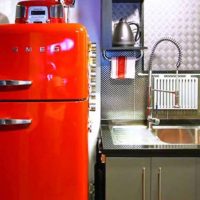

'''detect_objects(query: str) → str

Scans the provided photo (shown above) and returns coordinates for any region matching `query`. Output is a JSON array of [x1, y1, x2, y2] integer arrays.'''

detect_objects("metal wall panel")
[[144, 0, 200, 71], [101, 0, 200, 121], [101, 52, 146, 120]]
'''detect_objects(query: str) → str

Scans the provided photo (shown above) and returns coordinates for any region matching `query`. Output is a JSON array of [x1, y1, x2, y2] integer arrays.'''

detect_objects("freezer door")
[[0, 101, 88, 200], [0, 24, 89, 100]]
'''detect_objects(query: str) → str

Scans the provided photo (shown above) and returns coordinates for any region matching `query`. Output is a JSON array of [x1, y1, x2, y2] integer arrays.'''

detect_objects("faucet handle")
[[147, 116, 160, 126], [153, 118, 160, 126]]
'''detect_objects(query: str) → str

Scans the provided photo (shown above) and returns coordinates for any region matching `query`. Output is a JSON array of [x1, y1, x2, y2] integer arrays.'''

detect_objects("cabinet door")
[[106, 157, 150, 200], [151, 157, 196, 200]]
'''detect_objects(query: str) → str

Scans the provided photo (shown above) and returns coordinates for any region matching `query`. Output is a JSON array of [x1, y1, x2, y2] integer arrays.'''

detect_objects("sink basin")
[[152, 125, 200, 145]]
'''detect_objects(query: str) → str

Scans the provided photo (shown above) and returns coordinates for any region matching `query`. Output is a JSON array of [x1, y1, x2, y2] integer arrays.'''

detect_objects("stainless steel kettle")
[[112, 18, 140, 47]]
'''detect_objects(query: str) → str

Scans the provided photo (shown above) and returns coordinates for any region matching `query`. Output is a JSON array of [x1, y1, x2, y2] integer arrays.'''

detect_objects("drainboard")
[[111, 126, 162, 145]]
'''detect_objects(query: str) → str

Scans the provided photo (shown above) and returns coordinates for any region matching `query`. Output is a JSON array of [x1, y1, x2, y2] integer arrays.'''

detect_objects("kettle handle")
[[128, 22, 141, 42]]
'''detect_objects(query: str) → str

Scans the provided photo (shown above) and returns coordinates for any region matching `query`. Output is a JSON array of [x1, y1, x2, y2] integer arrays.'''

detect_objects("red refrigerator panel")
[[0, 24, 89, 100], [0, 101, 88, 200]]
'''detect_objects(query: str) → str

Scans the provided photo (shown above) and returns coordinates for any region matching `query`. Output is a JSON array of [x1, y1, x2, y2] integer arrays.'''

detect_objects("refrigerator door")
[[0, 24, 89, 100], [0, 101, 88, 200]]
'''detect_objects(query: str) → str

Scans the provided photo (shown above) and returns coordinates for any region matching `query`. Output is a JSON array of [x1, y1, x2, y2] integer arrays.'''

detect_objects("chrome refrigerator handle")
[[0, 80, 32, 87], [0, 119, 32, 126]]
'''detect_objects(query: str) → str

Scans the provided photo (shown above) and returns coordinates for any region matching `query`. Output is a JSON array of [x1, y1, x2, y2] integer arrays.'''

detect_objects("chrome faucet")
[[147, 37, 182, 129]]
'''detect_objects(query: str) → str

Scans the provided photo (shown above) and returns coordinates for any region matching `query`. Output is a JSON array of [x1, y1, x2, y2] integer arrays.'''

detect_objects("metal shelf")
[[103, 46, 147, 51], [102, 49, 144, 61]]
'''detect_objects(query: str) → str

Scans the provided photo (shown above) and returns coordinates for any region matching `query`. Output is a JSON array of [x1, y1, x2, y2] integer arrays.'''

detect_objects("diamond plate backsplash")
[[101, 51, 146, 120], [144, 0, 200, 71], [112, 3, 140, 23], [101, 0, 200, 121]]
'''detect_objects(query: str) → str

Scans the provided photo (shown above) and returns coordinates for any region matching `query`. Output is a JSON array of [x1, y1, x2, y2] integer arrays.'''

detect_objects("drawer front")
[[0, 101, 88, 200], [0, 24, 89, 100]]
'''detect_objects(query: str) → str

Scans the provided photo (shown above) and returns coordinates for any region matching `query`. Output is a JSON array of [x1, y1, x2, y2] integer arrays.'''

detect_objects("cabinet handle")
[[158, 167, 162, 200], [142, 167, 146, 200], [0, 80, 32, 87], [0, 119, 32, 126]]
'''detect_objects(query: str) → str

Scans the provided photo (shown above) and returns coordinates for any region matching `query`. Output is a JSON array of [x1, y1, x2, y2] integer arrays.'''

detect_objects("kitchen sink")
[[109, 123, 200, 149], [152, 125, 200, 145]]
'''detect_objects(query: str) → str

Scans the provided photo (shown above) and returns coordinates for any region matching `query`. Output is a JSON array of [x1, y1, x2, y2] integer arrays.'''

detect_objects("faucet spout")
[[147, 37, 182, 129]]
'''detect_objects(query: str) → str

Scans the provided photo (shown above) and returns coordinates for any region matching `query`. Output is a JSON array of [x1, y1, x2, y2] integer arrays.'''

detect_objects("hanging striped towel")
[[110, 56, 136, 79]]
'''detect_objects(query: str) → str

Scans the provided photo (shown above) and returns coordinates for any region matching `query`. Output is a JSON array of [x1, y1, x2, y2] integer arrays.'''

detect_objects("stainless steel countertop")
[[101, 124, 200, 151]]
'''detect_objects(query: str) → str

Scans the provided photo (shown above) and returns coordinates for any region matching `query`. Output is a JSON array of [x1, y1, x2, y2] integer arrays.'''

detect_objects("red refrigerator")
[[0, 23, 89, 200]]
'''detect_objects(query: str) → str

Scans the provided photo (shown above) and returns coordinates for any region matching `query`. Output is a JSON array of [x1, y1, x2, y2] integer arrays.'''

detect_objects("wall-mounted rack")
[[104, 47, 147, 51], [102, 49, 144, 61]]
